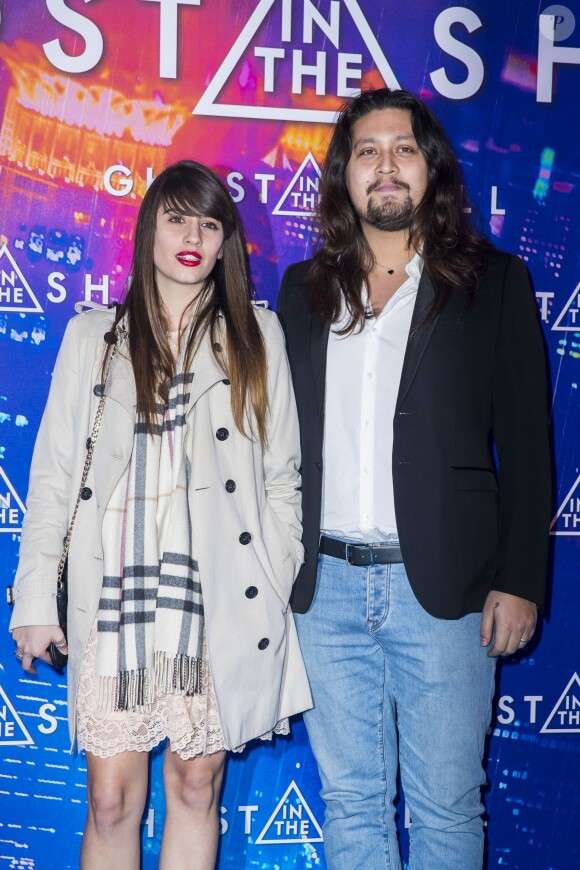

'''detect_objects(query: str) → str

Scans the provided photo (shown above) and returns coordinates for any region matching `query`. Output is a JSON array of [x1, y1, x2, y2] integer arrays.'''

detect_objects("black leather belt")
[[319, 535, 403, 566]]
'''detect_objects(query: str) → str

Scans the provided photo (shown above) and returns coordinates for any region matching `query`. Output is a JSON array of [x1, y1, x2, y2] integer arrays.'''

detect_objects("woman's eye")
[[168, 214, 184, 223], [203, 221, 219, 230]]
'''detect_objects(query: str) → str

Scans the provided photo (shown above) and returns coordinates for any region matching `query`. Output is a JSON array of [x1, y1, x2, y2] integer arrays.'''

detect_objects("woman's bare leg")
[[81, 750, 150, 870], [159, 747, 226, 870]]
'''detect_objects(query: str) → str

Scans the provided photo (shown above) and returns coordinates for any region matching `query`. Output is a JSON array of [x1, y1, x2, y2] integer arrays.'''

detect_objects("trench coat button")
[[93, 383, 105, 397], [222, 378, 230, 385], [216, 427, 229, 441], [225, 479, 236, 493], [213, 342, 223, 353], [239, 531, 252, 545], [315, 461, 323, 472], [258, 638, 270, 650], [245, 586, 258, 599], [81, 487, 92, 500]]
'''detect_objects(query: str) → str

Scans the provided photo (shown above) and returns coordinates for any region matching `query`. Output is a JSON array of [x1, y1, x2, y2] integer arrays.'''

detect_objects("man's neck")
[[363, 225, 413, 270]]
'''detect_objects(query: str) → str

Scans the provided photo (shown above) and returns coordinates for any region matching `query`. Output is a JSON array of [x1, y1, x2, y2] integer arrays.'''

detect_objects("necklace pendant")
[[387, 268, 394, 275]]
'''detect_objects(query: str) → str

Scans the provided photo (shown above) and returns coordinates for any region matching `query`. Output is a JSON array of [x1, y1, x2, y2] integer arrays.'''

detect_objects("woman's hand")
[[11, 625, 68, 673]]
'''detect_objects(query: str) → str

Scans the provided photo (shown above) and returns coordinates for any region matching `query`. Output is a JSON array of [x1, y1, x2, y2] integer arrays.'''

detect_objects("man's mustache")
[[367, 179, 410, 195]]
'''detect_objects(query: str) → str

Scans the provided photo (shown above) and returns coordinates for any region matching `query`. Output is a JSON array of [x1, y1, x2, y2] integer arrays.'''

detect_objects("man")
[[277, 88, 551, 870]]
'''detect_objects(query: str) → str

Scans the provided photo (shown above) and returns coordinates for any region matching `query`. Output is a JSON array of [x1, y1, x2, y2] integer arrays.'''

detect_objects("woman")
[[9, 160, 311, 869]]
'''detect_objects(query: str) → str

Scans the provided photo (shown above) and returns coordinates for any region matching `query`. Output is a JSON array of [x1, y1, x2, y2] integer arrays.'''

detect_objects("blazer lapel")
[[396, 270, 440, 411], [310, 317, 330, 428]]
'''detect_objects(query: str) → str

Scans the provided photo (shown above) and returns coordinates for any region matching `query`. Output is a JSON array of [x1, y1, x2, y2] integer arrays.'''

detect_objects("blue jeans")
[[295, 550, 496, 870]]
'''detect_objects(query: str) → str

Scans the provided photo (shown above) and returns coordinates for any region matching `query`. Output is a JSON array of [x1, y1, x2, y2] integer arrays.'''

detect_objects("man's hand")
[[480, 591, 537, 657], [11, 625, 68, 674]]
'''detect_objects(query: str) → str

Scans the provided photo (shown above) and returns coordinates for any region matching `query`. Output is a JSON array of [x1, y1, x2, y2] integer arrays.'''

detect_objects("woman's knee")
[[86, 754, 148, 834], [164, 751, 225, 815]]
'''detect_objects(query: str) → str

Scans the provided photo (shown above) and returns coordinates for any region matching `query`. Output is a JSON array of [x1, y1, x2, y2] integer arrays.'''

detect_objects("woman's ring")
[[14, 649, 24, 659], [54, 639, 67, 649]]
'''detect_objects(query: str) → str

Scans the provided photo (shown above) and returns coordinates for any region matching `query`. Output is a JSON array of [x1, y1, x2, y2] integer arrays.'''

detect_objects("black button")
[[245, 586, 258, 599], [315, 461, 323, 472], [258, 638, 270, 650], [239, 532, 252, 545], [86, 437, 92, 450], [81, 487, 92, 500], [216, 428, 229, 441], [93, 383, 105, 397], [225, 479, 236, 493], [222, 378, 230, 385]]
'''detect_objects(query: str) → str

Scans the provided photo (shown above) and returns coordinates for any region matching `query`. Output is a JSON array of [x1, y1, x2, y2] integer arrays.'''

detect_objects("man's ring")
[[519, 637, 528, 645], [14, 649, 24, 659], [54, 639, 67, 649]]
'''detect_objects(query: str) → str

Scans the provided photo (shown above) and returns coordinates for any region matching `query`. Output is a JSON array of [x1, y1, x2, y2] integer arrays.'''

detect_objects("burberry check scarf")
[[96, 346, 203, 712]]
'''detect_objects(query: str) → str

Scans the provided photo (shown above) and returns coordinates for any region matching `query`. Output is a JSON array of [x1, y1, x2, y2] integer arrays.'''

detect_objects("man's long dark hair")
[[308, 88, 493, 330]]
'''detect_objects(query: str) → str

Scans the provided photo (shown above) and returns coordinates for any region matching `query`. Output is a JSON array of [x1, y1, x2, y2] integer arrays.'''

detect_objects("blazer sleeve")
[[9, 318, 82, 630], [491, 255, 552, 606], [261, 311, 304, 572]]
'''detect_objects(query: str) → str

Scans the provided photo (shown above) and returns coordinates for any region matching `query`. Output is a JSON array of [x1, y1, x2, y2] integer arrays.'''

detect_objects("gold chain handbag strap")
[[55, 338, 120, 591]]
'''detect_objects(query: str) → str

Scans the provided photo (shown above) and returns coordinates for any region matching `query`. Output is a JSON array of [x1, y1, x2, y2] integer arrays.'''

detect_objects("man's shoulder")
[[281, 257, 313, 291]]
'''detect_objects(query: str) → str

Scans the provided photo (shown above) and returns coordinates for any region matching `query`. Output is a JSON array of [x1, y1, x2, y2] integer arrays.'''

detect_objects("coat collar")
[[103, 323, 227, 416]]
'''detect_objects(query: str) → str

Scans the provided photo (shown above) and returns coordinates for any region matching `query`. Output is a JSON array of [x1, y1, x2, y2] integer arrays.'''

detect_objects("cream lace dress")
[[76, 620, 289, 759], [76, 328, 289, 759]]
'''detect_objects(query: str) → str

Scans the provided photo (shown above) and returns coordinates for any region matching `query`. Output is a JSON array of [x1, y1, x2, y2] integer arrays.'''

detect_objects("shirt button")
[[245, 586, 258, 599], [258, 638, 270, 650], [315, 461, 323, 472], [239, 531, 252, 545], [81, 487, 92, 500], [216, 427, 229, 441], [372, 327, 377, 334], [225, 479, 236, 493], [363, 467, 369, 474], [366, 372, 373, 379]]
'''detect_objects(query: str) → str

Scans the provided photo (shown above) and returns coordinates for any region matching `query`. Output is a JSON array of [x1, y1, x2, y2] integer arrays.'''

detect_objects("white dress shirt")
[[321, 254, 423, 542]]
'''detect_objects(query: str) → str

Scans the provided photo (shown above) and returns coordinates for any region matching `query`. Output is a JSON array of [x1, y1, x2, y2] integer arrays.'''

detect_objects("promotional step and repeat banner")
[[0, 1, 579, 867]]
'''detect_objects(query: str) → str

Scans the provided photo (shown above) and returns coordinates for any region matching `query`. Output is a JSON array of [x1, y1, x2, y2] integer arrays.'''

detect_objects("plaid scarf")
[[96, 346, 203, 712]]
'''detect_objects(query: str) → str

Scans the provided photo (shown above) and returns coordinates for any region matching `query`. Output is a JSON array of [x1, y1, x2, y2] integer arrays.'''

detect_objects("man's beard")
[[359, 185, 414, 232]]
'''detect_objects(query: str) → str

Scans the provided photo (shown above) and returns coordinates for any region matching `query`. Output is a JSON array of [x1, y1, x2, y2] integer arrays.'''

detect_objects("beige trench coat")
[[10, 304, 312, 749]]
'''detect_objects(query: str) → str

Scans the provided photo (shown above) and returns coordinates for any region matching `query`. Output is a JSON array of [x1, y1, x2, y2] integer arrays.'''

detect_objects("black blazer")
[[277, 251, 551, 618]]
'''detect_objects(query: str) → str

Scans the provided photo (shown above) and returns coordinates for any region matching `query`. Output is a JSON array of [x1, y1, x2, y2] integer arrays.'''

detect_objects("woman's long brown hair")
[[104, 160, 268, 442]]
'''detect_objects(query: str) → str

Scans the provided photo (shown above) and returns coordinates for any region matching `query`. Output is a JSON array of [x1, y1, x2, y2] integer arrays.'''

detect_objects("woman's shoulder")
[[251, 302, 285, 350], [62, 303, 117, 350]]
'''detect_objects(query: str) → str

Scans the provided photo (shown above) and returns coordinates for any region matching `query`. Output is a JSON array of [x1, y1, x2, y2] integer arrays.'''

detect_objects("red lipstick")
[[176, 250, 201, 267]]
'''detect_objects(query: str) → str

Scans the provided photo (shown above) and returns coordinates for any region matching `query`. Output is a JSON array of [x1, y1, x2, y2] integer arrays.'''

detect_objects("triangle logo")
[[551, 281, 580, 331], [272, 152, 322, 216], [541, 673, 580, 733], [0, 467, 26, 534], [255, 780, 323, 844], [193, 0, 401, 123], [0, 245, 43, 313], [550, 473, 580, 535], [0, 684, 35, 746]]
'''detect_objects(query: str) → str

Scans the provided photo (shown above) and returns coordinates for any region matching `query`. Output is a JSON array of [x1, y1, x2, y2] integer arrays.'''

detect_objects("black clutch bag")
[[47, 560, 68, 670]]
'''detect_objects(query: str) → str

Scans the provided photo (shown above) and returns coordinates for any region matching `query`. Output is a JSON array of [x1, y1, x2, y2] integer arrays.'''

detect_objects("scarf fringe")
[[95, 652, 202, 713]]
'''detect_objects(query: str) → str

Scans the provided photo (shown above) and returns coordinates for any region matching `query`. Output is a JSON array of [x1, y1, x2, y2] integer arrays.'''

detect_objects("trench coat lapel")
[[187, 332, 229, 412], [395, 270, 440, 411], [103, 344, 136, 414]]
